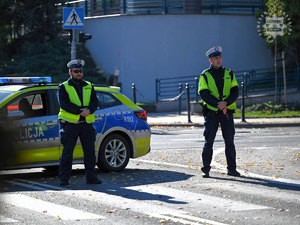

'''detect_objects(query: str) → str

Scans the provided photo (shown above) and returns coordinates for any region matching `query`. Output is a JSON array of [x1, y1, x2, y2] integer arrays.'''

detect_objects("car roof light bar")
[[0, 77, 52, 84]]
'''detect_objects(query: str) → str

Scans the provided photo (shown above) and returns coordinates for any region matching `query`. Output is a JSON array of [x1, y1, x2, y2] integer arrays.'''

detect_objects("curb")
[[149, 123, 300, 128]]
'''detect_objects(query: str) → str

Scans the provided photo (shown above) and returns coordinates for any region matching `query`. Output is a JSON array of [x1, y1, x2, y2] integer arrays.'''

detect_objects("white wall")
[[83, 14, 274, 103]]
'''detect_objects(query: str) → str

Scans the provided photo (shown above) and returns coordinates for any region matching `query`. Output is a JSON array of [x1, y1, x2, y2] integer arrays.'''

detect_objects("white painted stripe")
[[0, 216, 19, 223], [125, 185, 270, 211], [197, 183, 300, 202], [4, 180, 52, 191], [151, 213, 229, 225], [135, 158, 300, 188], [4, 179, 67, 191], [176, 213, 229, 225], [1, 194, 105, 220], [61, 189, 230, 225], [135, 159, 196, 169]]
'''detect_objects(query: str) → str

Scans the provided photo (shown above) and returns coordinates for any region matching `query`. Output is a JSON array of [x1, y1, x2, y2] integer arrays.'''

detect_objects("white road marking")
[[197, 183, 300, 202], [125, 185, 270, 211], [150, 213, 229, 225], [135, 147, 300, 188], [0, 216, 18, 223], [60, 189, 231, 225], [4, 179, 67, 191], [0, 193, 105, 220], [2, 179, 231, 224]]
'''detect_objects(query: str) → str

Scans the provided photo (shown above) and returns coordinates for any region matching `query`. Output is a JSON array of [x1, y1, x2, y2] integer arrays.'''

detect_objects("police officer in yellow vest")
[[58, 59, 101, 186], [198, 47, 240, 178]]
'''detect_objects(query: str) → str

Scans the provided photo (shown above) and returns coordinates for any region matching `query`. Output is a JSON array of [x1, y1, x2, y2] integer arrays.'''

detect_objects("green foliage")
[[234, 102, 300, 117], [259, 0, 300, 65], [0, 0, 106, 84]]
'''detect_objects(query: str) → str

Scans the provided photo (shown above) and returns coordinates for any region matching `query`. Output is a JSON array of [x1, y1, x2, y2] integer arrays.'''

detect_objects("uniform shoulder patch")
[[200, 69, 209, 76]]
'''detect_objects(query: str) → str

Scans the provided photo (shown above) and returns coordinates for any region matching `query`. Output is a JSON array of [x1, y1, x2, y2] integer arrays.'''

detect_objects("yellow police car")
[[0, 77, 151, 172]]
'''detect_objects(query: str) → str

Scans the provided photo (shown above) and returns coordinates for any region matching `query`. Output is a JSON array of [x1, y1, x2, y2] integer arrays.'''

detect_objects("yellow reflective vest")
[[58, 81, 95, 123], [198, 69, 238, 111]]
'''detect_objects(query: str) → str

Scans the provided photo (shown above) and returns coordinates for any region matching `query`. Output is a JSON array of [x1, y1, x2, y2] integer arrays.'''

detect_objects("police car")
[[0, 77, 151, 172]]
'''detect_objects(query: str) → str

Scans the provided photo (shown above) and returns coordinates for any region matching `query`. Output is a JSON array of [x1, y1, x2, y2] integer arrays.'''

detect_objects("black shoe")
[[202, 172, 210, 178], [86, 178, 102, 184], [227, 170, 241, 177], [60, 180, 69, 186]]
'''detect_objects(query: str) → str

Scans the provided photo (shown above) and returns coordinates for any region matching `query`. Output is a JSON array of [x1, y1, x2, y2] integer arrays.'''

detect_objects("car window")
[[7, 93, 47, 118], [96, 92, 122, 109]]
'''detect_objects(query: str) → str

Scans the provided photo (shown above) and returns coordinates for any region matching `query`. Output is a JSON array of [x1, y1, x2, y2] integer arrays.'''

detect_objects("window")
[[96, 92, 122, 109], [6, 93, 47, 118]]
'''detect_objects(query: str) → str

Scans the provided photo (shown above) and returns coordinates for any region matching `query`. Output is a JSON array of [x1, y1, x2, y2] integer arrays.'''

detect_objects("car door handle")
[[95, 117, 103, 121], [45, 121, 58, 126]]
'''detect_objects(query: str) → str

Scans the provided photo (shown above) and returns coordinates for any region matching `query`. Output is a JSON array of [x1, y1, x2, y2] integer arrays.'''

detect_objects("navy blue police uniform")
[[58, 59, 101, 186], [199, 47, 240, 178]]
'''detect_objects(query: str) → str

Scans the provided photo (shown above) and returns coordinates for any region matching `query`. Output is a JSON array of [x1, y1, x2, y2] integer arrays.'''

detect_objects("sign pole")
[[63, 8, 85, 60], [275, 38, 278, 103], [282, 51, 287, 107], [71, 29, 76, 60]]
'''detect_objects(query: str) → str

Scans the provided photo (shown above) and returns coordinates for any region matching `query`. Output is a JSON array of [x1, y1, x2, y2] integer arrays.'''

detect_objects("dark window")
[[6, 93, 47, 118], [96, 91, 122, 109]]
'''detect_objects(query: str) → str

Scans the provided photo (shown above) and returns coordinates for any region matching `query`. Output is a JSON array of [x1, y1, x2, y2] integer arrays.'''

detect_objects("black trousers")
[[59, 122, 97, 182], [201, 111, 236, 173]]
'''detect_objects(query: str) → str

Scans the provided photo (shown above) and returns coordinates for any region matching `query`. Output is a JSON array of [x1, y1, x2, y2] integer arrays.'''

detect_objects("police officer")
[[58, 59, 101, 186], [198, 47, 240, 178]]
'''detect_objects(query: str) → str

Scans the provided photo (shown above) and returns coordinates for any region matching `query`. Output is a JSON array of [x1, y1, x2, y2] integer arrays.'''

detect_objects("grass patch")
[[234, 102, 300, 118]]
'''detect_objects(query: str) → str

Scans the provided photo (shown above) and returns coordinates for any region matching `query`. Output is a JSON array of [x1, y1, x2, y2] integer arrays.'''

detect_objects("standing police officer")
[[58, 59, 101, 186], [198, 47, 240, 178]]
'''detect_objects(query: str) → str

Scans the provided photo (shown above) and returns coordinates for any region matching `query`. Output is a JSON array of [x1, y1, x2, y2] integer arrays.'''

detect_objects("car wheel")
[[97, 134, 130, 172]]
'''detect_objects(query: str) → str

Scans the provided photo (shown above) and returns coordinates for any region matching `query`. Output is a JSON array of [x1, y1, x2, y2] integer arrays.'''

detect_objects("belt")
[[75, 120, 86, 124], [60, 119, 86, 124]]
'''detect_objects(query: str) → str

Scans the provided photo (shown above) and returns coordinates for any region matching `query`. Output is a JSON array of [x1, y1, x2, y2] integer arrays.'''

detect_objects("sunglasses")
[[72, 70, 83, 74]]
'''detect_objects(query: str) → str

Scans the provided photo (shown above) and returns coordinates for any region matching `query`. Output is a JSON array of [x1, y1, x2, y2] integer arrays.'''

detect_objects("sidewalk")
[[147, 111, 300, 128]]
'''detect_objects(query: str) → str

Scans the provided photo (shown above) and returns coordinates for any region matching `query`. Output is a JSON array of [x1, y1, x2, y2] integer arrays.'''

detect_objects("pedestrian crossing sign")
[[63, 8, 84, 29]]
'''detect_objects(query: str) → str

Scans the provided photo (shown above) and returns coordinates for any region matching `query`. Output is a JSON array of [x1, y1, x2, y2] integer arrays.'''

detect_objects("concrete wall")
[[83, 14, 274, 104]]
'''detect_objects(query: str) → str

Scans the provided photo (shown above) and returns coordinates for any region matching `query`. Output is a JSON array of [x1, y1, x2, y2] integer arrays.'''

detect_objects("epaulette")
[[227, 68, 234, 76], [200, 69, 209, 76], [200, 69, 209, 85]]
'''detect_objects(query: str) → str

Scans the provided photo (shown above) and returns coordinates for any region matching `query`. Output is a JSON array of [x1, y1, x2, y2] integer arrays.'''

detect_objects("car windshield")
[[0, 91, 13, 102]]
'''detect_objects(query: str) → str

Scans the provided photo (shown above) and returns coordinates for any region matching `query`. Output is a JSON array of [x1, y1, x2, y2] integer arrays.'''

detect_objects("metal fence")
[[155, 65, 300, 102], [59, 0, 263, 16]]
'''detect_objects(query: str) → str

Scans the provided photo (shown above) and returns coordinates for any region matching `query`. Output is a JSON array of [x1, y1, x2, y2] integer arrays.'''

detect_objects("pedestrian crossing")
[[1, 175, 295, 225]]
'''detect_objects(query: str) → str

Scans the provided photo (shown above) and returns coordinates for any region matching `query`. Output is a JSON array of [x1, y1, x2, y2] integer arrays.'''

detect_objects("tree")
[[0, 0, 105, 84], [260, 0, 300, 65]]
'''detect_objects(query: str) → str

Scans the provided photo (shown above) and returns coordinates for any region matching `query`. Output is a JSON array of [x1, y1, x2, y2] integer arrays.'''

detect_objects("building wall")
[[83, 14, 274, 103]]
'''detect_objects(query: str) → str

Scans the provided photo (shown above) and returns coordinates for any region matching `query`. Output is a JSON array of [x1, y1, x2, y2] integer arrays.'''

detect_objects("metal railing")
[[58, 0, 263, 16], [155, 76, 200, 102], [155, 65, 300, 102]]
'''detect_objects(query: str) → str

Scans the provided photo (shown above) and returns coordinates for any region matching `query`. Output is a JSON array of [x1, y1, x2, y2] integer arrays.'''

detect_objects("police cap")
[[205, 46, 222, 58], [67, 59, 85, 69]]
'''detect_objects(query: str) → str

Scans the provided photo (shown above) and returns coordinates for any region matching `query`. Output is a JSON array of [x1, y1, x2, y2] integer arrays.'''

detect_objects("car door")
[[4, 89, 60, 168]]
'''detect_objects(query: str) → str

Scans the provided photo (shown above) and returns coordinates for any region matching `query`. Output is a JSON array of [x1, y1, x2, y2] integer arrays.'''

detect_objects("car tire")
[[97, 133, 130, 172]]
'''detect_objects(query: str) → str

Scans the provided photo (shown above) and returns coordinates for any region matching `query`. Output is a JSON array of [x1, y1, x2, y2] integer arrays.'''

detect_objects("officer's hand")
[[222, 107, 227, 115], [80, 109, 90, 117], [217, 101, 227, 110]]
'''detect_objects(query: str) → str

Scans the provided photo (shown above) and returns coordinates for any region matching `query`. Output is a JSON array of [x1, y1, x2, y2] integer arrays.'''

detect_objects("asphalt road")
[[0, 126, 299, 225]]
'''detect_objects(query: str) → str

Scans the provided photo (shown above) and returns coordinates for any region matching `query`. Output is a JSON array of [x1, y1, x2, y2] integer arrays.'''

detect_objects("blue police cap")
[[205, 46, 222, 58], [67, 59, 85, 69]]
